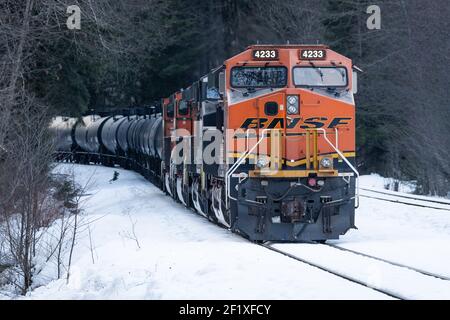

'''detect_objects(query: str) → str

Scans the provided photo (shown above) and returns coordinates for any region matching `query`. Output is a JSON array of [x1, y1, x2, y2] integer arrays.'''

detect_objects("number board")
[[299, 49, 327, 60], [252, 49, 279, 60]]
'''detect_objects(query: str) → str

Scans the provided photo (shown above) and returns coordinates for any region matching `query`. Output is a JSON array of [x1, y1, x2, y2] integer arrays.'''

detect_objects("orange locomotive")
[[54, 44, 359, 242], [161, 44, 359, 241]]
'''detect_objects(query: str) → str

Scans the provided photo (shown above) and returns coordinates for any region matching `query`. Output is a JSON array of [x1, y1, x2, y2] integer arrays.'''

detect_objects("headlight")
[[287, 105, 298, 114], [288, 96, 297, 105], [256, 157, 269, 169], [320, 157, 333, 168], [287, 95, 299, 114]]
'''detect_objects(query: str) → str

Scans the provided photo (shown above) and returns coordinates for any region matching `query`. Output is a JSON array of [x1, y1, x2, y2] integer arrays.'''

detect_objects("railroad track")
[[260, 242, 405, 299], [261, 241, 450, 300], [360, 188, 450, 206], [323, 243, 450, 281], [360, 188, 450, 212]]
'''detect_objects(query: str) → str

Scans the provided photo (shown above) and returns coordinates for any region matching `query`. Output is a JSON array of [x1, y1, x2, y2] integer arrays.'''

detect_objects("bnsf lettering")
[[240, 118, 267, 129], [287, 118, 301, 129], [328, 117, 352, 128], [267, 118, 284, 128], [300, 117, 327, 129], [240, 117, 352, 129]]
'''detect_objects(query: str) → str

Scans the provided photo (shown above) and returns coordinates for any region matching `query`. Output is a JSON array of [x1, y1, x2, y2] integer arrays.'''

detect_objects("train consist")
[[51, 44, 359, 242]]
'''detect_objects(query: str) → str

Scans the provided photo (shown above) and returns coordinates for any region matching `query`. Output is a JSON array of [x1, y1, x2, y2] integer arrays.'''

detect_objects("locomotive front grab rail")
[[317, 128, 360, 208], [225, 129, 269, 209], [225, 128, 359, 209]]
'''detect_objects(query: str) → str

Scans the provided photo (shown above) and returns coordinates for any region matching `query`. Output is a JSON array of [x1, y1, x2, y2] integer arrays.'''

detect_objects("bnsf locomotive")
[[51, 45, 359, 242]]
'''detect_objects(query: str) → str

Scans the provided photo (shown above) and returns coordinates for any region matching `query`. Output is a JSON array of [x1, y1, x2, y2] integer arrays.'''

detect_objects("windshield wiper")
[[244, 87, 274, 95], [331, 61, 346, 80], [230, 87, 246, 94], [326, 86, 350, 98], [309, 61, 323, 81], [230, 87, 251, 97], [231, 86, 272, 97]]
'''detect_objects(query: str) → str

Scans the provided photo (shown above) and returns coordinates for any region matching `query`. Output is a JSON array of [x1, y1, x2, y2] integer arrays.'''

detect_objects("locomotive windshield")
[[293, 67, 347, 87], [231, 66, 287, 88]]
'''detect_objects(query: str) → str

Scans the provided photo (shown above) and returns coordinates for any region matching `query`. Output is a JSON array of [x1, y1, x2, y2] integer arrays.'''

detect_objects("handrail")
[[317, 128, 359, 208], [225, 128, 359, 209], [225, 129, 269, 208], [335, 128, 339, 149], [225, 130, 251, 206]]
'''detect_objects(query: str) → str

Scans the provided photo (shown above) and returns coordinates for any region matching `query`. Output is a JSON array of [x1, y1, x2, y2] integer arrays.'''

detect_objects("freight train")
[[51, 44, 360, 242]]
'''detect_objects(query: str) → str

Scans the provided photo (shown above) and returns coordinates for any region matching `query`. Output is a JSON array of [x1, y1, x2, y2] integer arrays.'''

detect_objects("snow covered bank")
[[3, 164, 387, 299], [338, 175, 450, 280], [2, 165, 449, 299], [359, 173, 416, 193]]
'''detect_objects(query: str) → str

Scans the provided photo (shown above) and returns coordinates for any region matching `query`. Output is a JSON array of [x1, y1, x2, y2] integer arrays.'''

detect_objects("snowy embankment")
[[340, 174, 450, 280], [4, 164, 386, 299], [2, 166, 449, 299]]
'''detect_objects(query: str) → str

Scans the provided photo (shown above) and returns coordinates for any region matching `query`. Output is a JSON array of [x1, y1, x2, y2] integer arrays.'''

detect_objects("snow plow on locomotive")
[[51, 44, 359, 242]]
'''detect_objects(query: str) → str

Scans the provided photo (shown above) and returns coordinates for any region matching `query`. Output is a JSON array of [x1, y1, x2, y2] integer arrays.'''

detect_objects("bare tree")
[[0, 95, 55, 293], [0, 0, 170, 294]]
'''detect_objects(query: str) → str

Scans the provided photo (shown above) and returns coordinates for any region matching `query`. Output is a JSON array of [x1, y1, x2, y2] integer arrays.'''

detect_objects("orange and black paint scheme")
[[158, 44, 359, 241], [62, 44, 359, 242]]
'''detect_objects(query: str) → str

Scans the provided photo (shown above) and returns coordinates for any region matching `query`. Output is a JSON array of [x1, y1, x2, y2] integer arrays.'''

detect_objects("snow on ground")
[[359, 173, 416, 193], [6, 164, 388, 300], [334, 176, 450, 280], [273, 243, 450, 299], [275, 174, 450, 299], [360, 173, 450, 204], [2, 165, 449, 299]]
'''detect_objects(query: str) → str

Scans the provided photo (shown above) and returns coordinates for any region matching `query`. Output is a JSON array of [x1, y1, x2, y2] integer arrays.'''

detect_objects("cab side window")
[[178, 101, 189, 116], [166, 103, 174, 118]]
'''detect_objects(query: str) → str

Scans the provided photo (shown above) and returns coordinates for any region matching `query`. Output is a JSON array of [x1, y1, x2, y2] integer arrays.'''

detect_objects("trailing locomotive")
[[51, 44, 359, 242]]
